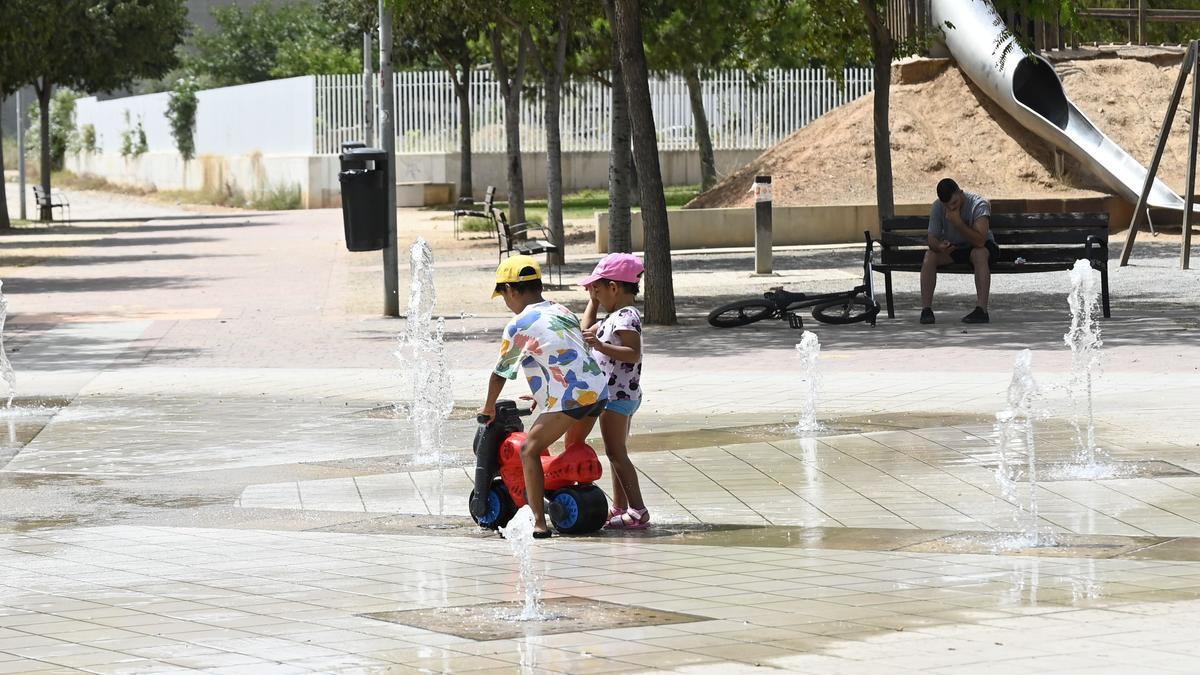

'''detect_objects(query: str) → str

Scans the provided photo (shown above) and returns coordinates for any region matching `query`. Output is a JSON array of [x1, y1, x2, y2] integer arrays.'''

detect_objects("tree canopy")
[[190, 1, 361, 86]]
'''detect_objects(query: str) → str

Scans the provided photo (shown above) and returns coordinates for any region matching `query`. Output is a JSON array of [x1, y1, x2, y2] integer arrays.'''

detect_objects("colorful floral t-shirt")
[[595, 305, 643, 402], [495, 301, 609, 413]]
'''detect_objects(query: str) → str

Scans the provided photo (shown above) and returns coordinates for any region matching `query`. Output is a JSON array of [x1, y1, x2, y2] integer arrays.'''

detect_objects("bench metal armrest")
[[1085, 234, 1108, 251], [510, 221, 557, 244]]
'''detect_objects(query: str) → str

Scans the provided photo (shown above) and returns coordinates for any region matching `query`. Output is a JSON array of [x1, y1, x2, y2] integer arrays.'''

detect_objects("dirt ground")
[[690, 46, 1200, 209]]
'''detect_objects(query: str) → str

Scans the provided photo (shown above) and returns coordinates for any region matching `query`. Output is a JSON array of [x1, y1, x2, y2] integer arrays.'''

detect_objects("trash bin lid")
[[340, 141, 367, 153], [340, 147, 387, 162]]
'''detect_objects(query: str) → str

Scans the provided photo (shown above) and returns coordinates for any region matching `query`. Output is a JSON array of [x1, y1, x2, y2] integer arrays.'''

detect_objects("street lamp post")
[[379, 0, 399, 317]]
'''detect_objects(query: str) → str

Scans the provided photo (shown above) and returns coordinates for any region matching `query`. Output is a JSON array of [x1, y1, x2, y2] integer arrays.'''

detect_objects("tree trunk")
[[0, 88, 9, 228], [860, 0, 895, 221], [604, 0, 632, 250], [491, 26, 527, 228], [606, 1, 633, 254], [614, 0, 676, 325], [37, 81, 53, 222], [453, 64, 473, 201], [542, 4, 571, 266], [684, 67, 717, 192], [0, 94, 9, 229]]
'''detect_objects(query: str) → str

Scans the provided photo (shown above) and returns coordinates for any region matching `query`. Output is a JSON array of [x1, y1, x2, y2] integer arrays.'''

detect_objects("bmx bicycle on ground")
[[468, 400, 609, 534], [707, 231, 881, 330]]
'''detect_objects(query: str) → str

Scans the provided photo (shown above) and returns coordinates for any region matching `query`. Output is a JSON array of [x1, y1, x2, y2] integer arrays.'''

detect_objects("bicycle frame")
[[759, 232, 879, 326], [706, 234, 881, 330]]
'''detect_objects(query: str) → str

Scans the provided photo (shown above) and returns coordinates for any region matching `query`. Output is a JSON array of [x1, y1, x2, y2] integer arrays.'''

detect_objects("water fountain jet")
[[1065, 259, 1104, 469], [395, 240, 455, 516], [0, 281, 15, 408], [499, 505, 549, 621], [994, 350, 1056, 549], [794, 332, 824, 435]]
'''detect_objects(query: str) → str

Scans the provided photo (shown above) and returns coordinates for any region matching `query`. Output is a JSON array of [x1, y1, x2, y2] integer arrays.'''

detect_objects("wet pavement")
[[2, 191, 1200, 672]]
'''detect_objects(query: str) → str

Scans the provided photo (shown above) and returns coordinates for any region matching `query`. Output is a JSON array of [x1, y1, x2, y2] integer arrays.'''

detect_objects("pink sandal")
[[605, 507, 650, 530]]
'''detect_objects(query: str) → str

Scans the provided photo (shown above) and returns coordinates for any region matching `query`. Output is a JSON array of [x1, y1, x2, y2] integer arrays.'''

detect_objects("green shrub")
[[27, 89, 81, 169], [119, 111, 149, 159], [461, 216, 492, 232], [165, 77, 199, 161], [79, 124, 98, 154], [251, 183, 302, 210]]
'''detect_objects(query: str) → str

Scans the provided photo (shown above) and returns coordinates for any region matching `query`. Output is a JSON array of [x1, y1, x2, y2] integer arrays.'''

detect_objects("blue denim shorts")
[[605, 399, 641, 417]]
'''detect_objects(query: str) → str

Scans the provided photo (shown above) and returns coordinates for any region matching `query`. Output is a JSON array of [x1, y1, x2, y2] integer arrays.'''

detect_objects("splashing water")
[[395, 240, 455, 514], [994, 350, 1055, 548], [794, 332, 824, 434], [499, 506, 549, 621], [1065, 259, 1104, 467], [0, 281, 15, 408]]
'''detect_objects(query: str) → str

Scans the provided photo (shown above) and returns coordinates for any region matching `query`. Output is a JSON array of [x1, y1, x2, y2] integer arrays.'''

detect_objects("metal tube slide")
[[932, 0, 1184, 209]]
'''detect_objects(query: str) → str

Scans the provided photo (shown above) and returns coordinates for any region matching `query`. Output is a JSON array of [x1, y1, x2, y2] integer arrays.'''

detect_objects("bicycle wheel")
[[708, 299, 776, 328], [811, 294, 879, 325]]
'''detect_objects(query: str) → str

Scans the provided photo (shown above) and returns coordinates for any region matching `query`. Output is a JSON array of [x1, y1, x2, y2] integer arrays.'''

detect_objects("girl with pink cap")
[[573, 253, 650, 529]]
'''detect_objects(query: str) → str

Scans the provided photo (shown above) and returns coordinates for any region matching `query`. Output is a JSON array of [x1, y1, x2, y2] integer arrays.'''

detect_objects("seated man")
[[920, 178, 1000, 325]]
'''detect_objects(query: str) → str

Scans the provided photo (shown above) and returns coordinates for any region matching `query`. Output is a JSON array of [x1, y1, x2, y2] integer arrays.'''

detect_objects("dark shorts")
[[950, 240, 1000, 267], [562, 398, 608, 420]]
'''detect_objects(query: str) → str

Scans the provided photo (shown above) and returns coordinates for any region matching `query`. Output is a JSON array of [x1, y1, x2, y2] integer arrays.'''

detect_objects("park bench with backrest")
[[452, 185, 496, 240], [493, 207, 562, 285], [32, 186, 71, 224], [871, 212, 1111, 319]]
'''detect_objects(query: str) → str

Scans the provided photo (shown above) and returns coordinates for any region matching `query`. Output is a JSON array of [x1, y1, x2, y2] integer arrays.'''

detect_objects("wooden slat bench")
[[871, 213, 1111, 319]]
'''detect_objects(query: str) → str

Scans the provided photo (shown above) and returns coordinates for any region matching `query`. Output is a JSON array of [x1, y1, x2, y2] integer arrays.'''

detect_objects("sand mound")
[[689, 51, 1198, 209]]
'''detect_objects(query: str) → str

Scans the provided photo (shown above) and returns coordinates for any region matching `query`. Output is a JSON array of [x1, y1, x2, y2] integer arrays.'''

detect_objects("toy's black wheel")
[[470, 481, 517, 530], [548, 484, 609, 534], [707, 299, 776, 328], [811, 294, 879, 325]]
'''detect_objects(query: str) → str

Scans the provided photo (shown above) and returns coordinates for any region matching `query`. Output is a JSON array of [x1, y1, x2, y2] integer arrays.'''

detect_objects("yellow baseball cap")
[[492, 254, 542, 298]]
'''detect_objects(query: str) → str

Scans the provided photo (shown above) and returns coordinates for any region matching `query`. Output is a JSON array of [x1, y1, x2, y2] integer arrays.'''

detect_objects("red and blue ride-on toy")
[[470, 400, 610, 534]]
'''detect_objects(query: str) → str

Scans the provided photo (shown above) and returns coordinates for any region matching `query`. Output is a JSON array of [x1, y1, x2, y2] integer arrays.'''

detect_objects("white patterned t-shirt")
[[594, 305, 643, 402], [494, 301, 609, 413]]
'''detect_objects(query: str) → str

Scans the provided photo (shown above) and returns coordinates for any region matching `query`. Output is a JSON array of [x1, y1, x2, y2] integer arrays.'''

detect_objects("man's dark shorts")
[[562, 398, 608, 420], [950, 240, 1000, 267]]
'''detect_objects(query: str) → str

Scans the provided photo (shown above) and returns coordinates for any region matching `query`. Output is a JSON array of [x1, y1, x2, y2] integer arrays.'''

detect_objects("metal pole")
[[1138, 0, 1147, 45], [754, 175, 773, 275], [1121, 41, 1196, 266], [363, 32, 375, 147], [16, 90, 26, 221], [1128, 0, 1135, 43], [379, 0, 399, 317], [1184, 46, 1200, 270]]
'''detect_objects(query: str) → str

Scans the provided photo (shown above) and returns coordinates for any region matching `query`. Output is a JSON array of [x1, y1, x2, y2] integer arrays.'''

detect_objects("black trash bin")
[[338, 146, 388, 252]]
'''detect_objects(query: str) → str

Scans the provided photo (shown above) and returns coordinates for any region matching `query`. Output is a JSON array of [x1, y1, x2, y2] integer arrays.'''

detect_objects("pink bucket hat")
[[581, 253, 644, 287]]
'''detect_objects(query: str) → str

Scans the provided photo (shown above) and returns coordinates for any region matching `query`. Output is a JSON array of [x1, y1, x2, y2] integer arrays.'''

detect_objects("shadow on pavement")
[[2, 275, 200, 294], [0, 236, 218, 249], [4, 253, 241, 267], [50, 219, 287, 235], [64, 214, 259, 224], [4, 331, 202, 371]]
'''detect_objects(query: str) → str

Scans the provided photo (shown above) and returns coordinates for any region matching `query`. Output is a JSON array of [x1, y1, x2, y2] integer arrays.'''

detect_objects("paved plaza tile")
[[2, 196, 1200, 671]]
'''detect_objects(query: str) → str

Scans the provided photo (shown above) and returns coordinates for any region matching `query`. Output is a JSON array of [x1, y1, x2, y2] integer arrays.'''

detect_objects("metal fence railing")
[[314, 68, 874, 156]]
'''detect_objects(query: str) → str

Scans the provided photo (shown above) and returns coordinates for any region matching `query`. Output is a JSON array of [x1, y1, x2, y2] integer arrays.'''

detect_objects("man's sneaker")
[[962, 307, 990, 324], [919, 307, 935, 324]]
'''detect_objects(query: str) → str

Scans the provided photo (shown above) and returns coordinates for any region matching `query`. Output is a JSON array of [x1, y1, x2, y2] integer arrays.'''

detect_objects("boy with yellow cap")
[[479, 255, 609, 538]]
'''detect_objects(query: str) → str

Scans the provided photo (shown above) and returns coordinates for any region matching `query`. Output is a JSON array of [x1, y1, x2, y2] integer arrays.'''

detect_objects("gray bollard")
[[754, 175, 773, 275]]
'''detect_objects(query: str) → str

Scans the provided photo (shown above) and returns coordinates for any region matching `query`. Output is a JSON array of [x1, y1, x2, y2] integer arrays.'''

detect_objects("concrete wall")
[[66, 152, 332, 208], [399, 148, 762, 201], [74, 76, 316, 157], [66, 147, 764, 208], [595, 196, 1128, 252]]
